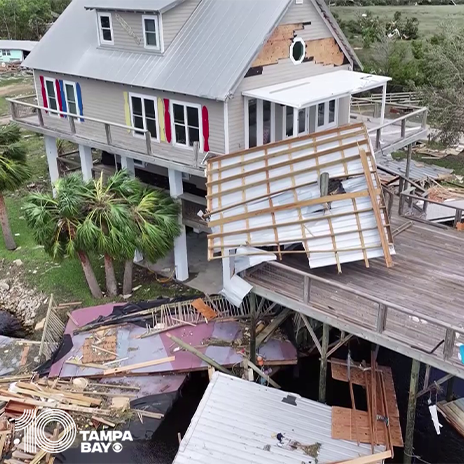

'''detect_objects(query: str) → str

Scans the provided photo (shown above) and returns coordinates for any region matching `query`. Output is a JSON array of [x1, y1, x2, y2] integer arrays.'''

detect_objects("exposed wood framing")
[[251, 23, 344, 68]]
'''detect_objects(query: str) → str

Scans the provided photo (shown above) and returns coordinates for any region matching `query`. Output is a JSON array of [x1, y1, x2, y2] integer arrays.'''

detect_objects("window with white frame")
[[130, 94, 159, 140], [143, 15, 161, 50], [64, 81, 78, 116], [1, 50, 11, 56], [172, 102, 201, 149], [317, 99, 338, 130], [44, 78, 58, 114], [98, 13, 114, 44]]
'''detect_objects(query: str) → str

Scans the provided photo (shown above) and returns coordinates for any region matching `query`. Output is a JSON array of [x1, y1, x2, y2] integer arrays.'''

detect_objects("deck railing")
[[245, 261, 463, 367], [8, 96, 154, 157]]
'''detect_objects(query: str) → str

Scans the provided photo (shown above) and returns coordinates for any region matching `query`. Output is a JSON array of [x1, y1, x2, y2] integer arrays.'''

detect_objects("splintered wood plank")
[[332, 406, 403, 447], [82, 334, 117, 364], [191, 298, 217, 321]]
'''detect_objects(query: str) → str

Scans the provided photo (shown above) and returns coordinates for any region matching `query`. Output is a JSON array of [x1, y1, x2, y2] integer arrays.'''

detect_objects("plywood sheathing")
[[82, 334, 117, 363], [251, 24, 345, 68], [332, 406, 404, 448]]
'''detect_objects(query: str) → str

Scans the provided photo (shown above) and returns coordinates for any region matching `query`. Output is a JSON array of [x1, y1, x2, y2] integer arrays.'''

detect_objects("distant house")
[[0, 40, 38, 63]]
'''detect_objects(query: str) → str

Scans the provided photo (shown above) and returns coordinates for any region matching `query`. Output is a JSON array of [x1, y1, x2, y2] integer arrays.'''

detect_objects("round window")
[[290, 37, 305, 65]]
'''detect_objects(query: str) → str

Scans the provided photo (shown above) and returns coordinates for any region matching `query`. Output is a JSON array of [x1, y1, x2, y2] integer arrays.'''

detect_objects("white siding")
[[282, 0, 332, 40], [105, 11, 145, 52], [163, 0, 202, 49], [34, 71, 225, 164]]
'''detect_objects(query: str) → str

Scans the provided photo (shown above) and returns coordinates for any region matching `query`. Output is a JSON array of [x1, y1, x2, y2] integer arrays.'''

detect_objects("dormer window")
[[98, 12, 114, 45], [143, 15, 161, 51]]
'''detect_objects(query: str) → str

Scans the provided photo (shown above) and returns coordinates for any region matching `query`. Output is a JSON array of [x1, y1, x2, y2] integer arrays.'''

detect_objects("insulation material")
[[234, 246, 277, 274], [220, 275, 253, 308], [251, 23, 344, 67], [205, 123, 394, 272]]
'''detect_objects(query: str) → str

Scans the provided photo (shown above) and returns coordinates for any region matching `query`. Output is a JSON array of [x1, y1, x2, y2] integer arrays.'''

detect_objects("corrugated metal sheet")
[[84, 0, 183, 13], [24, 0, 292, 101], [206, 123, 394, 269], [0, 40, 37, 52], [174, 372, 383, 464]]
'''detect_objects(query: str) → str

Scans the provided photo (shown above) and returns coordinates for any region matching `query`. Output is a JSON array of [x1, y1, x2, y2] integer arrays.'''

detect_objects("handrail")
[[7, 97, 147, 134], [352, 97, 422, 111], [255, 261, 464, 334], [367, 106, 427, 133], [400, 192, 464, 211]]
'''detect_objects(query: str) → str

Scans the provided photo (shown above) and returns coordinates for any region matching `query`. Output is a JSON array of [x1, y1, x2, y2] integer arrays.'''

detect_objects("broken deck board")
[[438, 398, 464, 438]]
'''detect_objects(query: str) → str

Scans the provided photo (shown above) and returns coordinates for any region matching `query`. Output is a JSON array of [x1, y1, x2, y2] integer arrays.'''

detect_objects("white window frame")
[[142, 14, 163, 52], [290, 37, 306, 65], [128, 92, 160, 142], [44, 77, 59, 118], [170, 100, 203, 151], [316, 99, 338, 131], [97, 12, 114, 45], [63, 80, 80, 120]]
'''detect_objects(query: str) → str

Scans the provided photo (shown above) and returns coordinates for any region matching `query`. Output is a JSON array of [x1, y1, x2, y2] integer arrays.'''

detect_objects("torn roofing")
[[23, 0, 293, 101], [84, 0, 185, 13]]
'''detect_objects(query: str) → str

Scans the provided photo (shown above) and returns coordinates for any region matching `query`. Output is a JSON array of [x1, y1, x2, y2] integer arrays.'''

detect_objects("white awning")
[[242, 70, 391, 109]]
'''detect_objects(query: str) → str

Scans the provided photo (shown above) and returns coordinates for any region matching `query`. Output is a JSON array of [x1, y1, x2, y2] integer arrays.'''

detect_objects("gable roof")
[[23, 0, 361, 100], [0, 40, 37, 52], [84, 0, 184, 13]]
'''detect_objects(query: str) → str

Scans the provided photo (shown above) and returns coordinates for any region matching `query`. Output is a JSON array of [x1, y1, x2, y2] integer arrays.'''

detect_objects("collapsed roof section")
[[205, 123, 394, 272]]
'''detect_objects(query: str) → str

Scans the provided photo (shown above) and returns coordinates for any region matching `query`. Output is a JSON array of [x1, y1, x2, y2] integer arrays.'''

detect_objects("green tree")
[[122, 185, 180, 295], [0, 124, 30, 250], [23, 174, 103, 298]]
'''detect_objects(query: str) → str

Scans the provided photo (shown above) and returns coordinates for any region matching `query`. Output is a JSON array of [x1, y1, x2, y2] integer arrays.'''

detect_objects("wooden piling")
[[403, 359, 421, 464], [446, 376, 455, 402], [249, 292, 257, 370], [319, 323, 330, 403]]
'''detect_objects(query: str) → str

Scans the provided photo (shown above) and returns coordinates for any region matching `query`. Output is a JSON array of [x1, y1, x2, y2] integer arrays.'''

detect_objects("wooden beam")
[[245, 359, 281, 389], [256, 309, 291, 348], [301, 315, 322, 355], [167, 334, 233, 375], [334, 450, 392, 464], [250, 293, 257, 367], [416, 373, 453, 398], [359, 148, 393, 268], [319, 323, 330, 403], [404, 359, 421, 464], [103, 356, 175, 376], [326, 334, 354, 359]]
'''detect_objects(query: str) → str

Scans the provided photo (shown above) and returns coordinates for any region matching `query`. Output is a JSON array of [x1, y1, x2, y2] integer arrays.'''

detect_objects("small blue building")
[[0, 40, 37, 63]]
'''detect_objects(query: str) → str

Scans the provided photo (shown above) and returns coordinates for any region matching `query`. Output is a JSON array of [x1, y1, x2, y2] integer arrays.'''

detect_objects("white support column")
[[222, 248, 234, 288], [168, 168, 189, 282], [121, 156, 135, 177], [44, 135, 59, 195], [223, 100, 230, 154], [244, 97, 249, 149], [293, 107, 298, 137], [270, 102, 276, 143], [380, 83, 387, 126], [78, 145, 93, 181], [257, 99, 263, 146]]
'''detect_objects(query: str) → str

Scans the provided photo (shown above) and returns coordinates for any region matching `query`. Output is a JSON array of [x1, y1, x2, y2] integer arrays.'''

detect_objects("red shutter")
[[202, 106, 210, 152], [164, 98, 172, 143], [39, 76, 48, 111]]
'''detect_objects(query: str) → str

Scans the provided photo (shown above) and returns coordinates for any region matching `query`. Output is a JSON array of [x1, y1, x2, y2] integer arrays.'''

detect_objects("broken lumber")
[[65, 359, 106, 369], [244, 359, 281, 389], [256, 309, 290, 348], [30, 425, 73, 464], [335, 450, 392, 464], [167, 334, 233, 375], [132, 409, 164, 419], [103, 356, 175, 376], [191, 298, 217, 321], [92, 416, 115, 427]]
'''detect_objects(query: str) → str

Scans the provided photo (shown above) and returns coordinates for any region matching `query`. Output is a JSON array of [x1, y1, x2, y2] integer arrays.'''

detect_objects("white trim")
[[270, 102, 275, 143], [142, 14, 161, 51], [223, 100, 230, 154], [33, 70, 40, 105], [158, 13, 165, 53], [290, 37, 306, 65], [244, 97, 249, 149], [292, 107, 298, 137], [380, 82, 387, 126], [256, 99, 263, 146], [97, 12, 114, 45], [316, 98, 338, 131], [128, 92, 160, 142], [44, 77, 59, 118], [170, 99, 203, 151]]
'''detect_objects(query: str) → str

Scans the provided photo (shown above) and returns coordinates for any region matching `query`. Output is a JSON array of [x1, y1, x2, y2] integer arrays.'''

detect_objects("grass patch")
[[0, 77, 28, 88], [0, 134, 197, 312]]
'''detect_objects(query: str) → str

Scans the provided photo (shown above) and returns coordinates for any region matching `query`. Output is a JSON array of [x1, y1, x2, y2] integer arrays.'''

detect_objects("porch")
[[243, 70, 428, 158]]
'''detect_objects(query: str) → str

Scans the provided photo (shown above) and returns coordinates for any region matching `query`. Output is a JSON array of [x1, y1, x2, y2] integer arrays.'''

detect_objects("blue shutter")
[[76, 82, 84, 122], [59, 80, 67, 118]]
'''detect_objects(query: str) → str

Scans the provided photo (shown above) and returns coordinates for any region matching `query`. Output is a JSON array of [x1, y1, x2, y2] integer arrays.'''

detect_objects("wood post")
[[319, 323, 330, 403], [249, 292, 257, 370], [446, 376, 455, 402], [404, 359, 421, 464], [405, 144, 412, 191]]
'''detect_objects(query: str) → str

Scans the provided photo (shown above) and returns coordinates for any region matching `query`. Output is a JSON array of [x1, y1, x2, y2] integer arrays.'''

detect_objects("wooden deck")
[[245, 214, 464, 379]]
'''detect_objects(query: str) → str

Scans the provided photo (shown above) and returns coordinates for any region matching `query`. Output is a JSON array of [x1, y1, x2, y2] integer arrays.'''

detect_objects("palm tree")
[[121, 186, 180, 295], [23, 174, 103, 299], [79, 171, 135, 298], [0, 124, 31, 250]]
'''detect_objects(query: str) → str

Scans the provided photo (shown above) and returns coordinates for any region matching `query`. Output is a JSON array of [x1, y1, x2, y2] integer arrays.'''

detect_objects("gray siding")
[[34, 71, 225, 165], [281, 0, 331, 40], [163, 0, 201, 49], [228, 62, 350, 152], [106, 11, 145, 52]]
